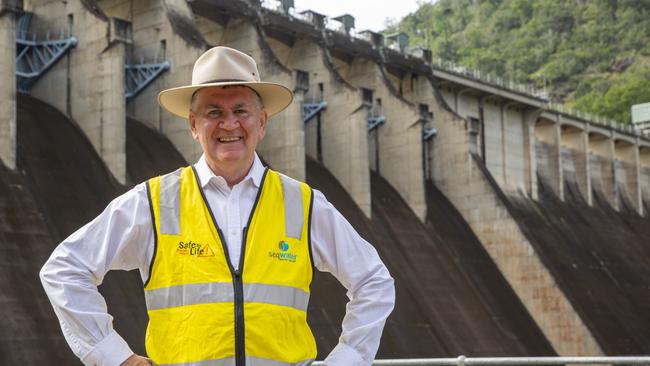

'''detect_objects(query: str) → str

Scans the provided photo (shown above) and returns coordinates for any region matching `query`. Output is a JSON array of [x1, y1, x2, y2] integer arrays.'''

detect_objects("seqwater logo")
[[268, 240, 297, 263], [279, 241, 289, 252]]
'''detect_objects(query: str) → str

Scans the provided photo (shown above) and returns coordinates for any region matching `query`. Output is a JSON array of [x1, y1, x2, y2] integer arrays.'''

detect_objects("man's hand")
[[120, 354, 154, 366]]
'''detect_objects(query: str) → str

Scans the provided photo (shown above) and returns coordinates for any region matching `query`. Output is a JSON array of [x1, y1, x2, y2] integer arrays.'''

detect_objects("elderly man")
[[41, 46, 394, 366]]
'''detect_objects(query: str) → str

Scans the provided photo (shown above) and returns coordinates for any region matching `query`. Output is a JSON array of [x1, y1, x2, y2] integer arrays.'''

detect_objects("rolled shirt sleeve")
[[39, 183, 154, 366], [310, 189, 396, 366]]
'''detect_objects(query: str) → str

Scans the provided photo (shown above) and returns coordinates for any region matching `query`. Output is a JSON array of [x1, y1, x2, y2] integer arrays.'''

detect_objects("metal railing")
[[431, 58, 549, 101], [431, 58, 645, 138], [312, 356, 650, 366], [546, 102, 638, 136]]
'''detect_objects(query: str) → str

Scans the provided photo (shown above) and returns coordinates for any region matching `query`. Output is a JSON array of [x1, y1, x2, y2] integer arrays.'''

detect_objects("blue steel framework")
[[124, 58, 171, 99], [302, 101, 327, 123], [15, 13, 77, 93]]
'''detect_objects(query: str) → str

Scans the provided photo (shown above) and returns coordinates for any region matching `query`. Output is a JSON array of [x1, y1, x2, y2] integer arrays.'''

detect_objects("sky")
[[291, 0, 428, 32]]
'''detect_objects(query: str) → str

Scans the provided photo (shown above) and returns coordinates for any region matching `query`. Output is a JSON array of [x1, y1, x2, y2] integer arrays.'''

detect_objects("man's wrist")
[[324, 342, 368, 366], [81, 330, 134, 366]]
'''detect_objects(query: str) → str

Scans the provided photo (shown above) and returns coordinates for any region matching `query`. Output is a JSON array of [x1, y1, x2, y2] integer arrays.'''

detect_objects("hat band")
[[201, 79, 248, 84], [192, 79, 263, 104]]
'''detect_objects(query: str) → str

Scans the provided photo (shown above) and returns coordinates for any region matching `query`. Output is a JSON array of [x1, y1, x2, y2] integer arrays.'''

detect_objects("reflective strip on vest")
[[146, 282, 309, 312], [243, 282, 309, 311], [156, 355, 314, 366], [279, 174, 304, 239], [159, 169, 181, 235], [145, 282, 233, 310]]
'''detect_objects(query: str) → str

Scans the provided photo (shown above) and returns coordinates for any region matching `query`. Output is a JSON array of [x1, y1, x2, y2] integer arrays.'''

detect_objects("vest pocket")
[[146, 302, 236, 364], [244, 302, 316, 362]]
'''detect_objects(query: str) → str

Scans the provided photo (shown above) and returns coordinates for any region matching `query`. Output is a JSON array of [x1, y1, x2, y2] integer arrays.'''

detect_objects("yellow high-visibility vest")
[[144, 166, 317, 366]]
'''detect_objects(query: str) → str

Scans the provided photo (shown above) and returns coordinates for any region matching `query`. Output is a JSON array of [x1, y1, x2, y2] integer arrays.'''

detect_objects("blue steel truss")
[[303, 101, 327, 123], [16, 13, 78, 92], [423, 127, 438, 141], [368, 116, 386, 131], [125, 60, 171, 99]]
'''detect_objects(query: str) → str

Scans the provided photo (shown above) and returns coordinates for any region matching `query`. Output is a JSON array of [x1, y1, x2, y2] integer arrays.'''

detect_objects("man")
[[41, 46, 395, 366]]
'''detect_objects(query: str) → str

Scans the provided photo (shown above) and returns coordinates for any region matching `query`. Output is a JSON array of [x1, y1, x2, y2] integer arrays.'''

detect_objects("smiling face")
[[188, 86, 268, 183]]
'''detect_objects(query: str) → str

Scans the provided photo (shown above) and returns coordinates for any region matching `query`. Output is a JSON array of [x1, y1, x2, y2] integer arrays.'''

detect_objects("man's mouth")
[[218, 136, 242, 143]]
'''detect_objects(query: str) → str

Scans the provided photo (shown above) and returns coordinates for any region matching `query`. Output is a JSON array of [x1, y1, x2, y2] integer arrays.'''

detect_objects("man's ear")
[[188, 111, 199, 140], [259, 110, 268, 140]]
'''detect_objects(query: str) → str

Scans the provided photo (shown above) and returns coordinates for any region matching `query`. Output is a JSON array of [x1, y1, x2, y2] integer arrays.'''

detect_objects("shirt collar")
[[194, 153, 265, 189]]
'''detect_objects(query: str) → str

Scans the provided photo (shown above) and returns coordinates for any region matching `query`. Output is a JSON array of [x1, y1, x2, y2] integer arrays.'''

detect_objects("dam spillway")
[[1, 0, 650, 362]]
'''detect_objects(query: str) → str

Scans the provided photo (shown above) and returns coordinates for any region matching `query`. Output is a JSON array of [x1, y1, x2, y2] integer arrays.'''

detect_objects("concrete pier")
[[96, 0, 206, 169], [589, 133, 617, 208], [0, 3, 18, 170], [615, 139, 641, 213], [438, 84, 532, 195], [560, 125, 590, 203], [534, 118, 562, 199], [24, 0, 128, 183], [332, 52, 426, 220], [266, 32, 372, 216], [641, 148, 650, 210]]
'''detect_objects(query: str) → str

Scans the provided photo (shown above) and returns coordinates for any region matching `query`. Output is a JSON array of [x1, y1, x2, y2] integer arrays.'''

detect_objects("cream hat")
[[158, 46, 293, 119]]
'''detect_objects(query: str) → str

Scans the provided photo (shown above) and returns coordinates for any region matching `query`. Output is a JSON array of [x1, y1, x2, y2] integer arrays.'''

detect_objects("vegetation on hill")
[[388, 0, 650, 124]]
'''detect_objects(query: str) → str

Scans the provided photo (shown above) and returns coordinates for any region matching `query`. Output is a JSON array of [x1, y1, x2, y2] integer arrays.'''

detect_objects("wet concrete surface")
[[126, 117, 187, 184], [8, 96, 187, 364], [306, 156, 554, 357], [13, 94, 148, 364], [422, 180, 555, 355], [505, 178, 650, 354], [306, 157, 445, 359], [0, 164, 74, 365]]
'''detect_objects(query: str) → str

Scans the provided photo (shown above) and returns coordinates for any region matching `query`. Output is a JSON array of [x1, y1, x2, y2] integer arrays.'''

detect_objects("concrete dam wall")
[[1, 0, 650, 362], [2, 94, 554, 364]]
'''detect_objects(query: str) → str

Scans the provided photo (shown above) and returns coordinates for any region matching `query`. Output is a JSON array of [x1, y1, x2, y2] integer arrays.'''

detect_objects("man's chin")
[[211, 152, 250, 166]]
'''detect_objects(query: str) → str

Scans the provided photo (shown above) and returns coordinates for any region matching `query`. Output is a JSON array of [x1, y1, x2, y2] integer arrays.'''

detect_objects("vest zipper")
[[234, 226, 249, 366], [233, 269, 244, 366], [216, 227, 246, 366]]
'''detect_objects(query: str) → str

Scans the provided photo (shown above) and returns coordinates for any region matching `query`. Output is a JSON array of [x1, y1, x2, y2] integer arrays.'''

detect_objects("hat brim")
[[158, 81, 294, 119]]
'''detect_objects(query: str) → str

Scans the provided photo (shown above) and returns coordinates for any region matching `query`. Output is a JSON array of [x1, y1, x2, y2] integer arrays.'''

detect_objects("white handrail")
[[312, 356, 650, 366]]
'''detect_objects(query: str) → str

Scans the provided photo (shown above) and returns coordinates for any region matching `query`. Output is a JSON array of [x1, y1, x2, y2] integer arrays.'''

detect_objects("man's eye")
[[207, 110, 221, 117], [235, 109, 247, 115]]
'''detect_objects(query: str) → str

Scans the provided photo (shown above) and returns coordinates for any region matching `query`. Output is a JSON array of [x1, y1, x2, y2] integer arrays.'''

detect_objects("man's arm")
[[39, 183, 154, 366], [310, 190, 396, 366]]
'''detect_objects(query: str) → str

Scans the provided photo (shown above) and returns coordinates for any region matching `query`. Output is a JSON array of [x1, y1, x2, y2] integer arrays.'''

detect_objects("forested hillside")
[[389, 0, 650, 124]]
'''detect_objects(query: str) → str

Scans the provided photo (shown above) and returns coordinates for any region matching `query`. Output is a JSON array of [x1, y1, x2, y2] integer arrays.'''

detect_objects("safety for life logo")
[[177, 240, 215, 257], [268, 240, 297, 262]]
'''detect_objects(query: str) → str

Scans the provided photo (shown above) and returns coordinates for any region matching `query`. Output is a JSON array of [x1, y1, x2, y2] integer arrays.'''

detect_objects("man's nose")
[[218, 111, 241, 129]]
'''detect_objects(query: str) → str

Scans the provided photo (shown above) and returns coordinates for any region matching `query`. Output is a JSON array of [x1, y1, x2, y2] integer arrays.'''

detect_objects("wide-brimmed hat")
[[158, 46, 293, 119]]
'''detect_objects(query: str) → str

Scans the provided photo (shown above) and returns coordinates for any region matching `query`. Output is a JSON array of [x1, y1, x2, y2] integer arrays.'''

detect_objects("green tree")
[[388, 0, 650, 123]]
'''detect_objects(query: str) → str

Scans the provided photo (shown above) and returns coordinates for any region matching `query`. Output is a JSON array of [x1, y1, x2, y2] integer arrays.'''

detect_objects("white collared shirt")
[[40, 154, 395, 366]]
